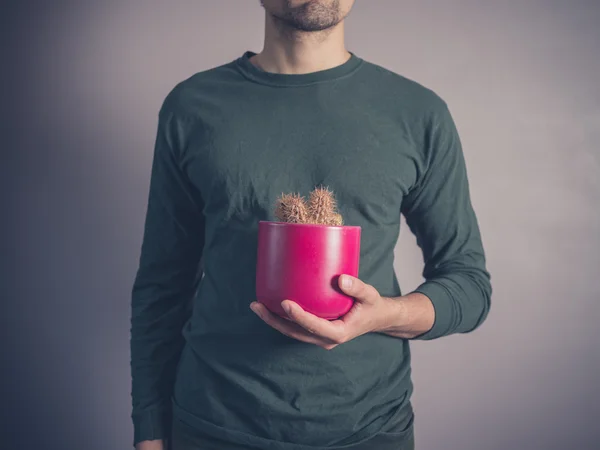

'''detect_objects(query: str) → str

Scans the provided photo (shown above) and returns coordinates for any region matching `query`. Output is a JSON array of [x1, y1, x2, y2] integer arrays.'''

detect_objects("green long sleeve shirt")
[[130, 51, 491, 449]]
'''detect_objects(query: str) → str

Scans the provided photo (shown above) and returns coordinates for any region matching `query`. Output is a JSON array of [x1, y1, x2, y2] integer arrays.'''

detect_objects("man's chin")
[[286, 21, 339, 32]]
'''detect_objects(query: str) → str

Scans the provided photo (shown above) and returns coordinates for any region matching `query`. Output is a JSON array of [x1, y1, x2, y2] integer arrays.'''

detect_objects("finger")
[[338, 275, 379, 304], [250, 302, 332, 347], [281, 300, 348, 345]]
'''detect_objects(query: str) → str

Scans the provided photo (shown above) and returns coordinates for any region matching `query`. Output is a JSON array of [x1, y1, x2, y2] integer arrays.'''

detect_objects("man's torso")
[[166, 52, 442, 448]]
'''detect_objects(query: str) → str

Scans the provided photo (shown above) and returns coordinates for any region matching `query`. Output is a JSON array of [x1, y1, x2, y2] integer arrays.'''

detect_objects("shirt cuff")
[[132, 408, 171, 446], [411, 280, 454, 340]]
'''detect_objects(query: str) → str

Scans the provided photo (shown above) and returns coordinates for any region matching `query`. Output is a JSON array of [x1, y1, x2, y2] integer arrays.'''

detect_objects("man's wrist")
[[135, 439, 165, 450], [377, 292, 435, 339]]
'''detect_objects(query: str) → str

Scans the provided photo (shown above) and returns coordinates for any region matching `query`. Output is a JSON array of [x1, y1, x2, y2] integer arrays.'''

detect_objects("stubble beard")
[[266, 0, 343, 33]]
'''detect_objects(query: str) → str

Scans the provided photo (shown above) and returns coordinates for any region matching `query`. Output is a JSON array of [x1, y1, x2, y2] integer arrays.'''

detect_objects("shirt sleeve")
[[401, 101, 492, 340], [130, 103, 205, 445]]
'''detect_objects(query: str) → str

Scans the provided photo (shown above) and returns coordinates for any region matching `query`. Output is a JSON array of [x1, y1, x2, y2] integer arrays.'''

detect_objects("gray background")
[[5, 1, 600, 449]]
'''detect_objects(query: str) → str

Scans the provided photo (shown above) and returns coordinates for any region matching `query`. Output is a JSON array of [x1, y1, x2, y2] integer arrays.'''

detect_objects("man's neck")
[[251, 15, 350, 75]]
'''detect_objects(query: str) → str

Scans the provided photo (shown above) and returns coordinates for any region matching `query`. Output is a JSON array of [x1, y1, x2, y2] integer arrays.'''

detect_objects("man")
[[130, 1, 492, 449]]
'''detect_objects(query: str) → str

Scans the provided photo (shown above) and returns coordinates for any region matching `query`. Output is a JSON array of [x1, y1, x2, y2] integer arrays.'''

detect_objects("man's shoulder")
[[160, 59, 241, 116], [360, 59, 448, 114]]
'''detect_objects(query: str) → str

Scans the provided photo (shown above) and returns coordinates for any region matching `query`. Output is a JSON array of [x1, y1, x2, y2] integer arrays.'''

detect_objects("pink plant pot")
[[256, 221, 361, 320]]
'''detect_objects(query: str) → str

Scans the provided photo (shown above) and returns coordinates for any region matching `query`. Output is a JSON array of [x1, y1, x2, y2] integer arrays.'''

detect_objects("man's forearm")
[[379, 292, 436, 339]]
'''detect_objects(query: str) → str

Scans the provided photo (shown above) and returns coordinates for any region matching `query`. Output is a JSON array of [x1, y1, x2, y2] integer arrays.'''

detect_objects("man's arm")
[[397, 100, 492, 340], [130, 100, 205, 448], [249, 100, 490, 348]]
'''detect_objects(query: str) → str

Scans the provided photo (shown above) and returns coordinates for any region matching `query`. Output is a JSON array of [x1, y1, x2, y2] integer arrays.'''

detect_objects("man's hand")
[[250, 274, 403, 350], [135, 440, 165, 450]]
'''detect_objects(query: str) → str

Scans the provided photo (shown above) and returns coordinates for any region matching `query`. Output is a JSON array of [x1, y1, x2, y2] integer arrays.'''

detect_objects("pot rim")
[[258, 220, 361, 230]]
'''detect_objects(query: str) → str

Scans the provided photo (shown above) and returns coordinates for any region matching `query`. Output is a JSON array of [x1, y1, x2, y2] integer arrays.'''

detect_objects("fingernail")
[[281, 301, 292, 315], [342, 275, 352, 289], [250, 302, 259, 313]]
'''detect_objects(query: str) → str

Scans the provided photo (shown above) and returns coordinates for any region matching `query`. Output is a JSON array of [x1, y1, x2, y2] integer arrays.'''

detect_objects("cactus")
[[274, 186, 344, 226], [307, 186, 337, 225], [274, 193, 310, 224], [330, 213, 344, 226]]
